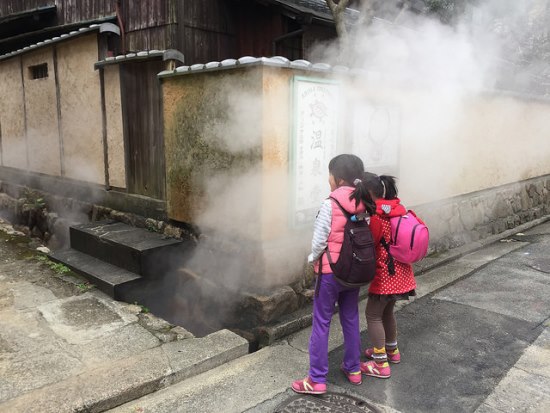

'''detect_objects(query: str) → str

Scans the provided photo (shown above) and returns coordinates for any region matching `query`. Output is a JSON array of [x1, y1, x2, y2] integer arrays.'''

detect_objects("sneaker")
[[291, 377, 327, 395], [360, 360, 391, 379], [341, 365, 362, 385], [364, 347, 401, 364]]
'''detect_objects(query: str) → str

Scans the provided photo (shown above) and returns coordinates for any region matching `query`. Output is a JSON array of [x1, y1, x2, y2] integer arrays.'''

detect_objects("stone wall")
[[0, 173, 548, 338], [0, 181, 192, 250], [160, 62, 550, 292], [415, 175, 550, 252]]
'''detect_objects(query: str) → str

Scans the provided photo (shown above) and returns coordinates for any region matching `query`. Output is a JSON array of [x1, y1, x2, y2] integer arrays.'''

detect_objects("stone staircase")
[[49, 220, 187, 300]]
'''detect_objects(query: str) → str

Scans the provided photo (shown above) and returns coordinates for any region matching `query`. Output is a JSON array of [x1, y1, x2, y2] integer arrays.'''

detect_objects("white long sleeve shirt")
[[307, 199, 332, 263]]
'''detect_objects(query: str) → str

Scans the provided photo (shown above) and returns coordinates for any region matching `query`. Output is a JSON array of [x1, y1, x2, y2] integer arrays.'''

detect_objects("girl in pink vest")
[[292, 154, 375, 395], [360, 173, 416, 379]]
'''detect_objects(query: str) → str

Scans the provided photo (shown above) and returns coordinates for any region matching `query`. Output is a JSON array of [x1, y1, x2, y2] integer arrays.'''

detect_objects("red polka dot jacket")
[[368, 198, 417, 295]]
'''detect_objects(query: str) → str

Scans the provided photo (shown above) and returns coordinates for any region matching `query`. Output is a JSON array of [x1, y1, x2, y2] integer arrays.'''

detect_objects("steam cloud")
[[173, 0, 550, 334]]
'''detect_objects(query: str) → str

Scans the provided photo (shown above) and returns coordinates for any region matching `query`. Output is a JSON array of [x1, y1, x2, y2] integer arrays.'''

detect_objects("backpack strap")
[[380, 237, 396, 276], [325, 196, 350, 268], [325, 247, 336, 268], [322, 197, 348, 275], [315, 260, 322, 297], [393, 215, 404, 242], [329, 196, 352, 219], [329, 196, 368, 222]]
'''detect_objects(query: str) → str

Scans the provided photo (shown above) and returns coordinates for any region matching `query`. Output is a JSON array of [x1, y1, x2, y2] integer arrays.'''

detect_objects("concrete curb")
[[0, 329, 248, 413], [255, 215, 550, 346]]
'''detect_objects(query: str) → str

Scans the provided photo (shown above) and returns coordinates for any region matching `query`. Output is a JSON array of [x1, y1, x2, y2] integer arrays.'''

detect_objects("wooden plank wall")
[[120, 59, 165, 200], [1, 0, 304, 62], [233, 2, 287, 58], [56, 0, 117, 24], [0, 0, 117, 23], [0, 0, 54, 17], [123, 0, 176, 51], [176, 0, 237, 64], [123, 0, 176, 31]]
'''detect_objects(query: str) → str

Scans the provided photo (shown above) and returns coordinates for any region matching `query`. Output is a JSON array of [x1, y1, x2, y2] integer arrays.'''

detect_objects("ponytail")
[[363, 172, 398, 200], [350, 178, 376, 215], [379, 175, 398, 199], [326, 154, 377, 214]]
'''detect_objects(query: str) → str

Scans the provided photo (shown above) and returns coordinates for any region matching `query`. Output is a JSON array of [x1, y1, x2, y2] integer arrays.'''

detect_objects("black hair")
[[328, 154, 375, 214], [363, 172, 398, 200]]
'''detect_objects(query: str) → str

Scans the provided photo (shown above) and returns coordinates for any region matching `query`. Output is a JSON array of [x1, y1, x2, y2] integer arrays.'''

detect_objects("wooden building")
[[0, 0, 347, 215], [0, 0, 343, 65]]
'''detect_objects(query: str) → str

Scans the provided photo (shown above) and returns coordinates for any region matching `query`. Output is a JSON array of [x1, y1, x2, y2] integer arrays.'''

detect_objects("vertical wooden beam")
[[0, 119, 3, 166], [18, 56, 29, 170], [157, 72, 167, 200], [119, 64, 131, 193], [98, 31, 111, 189], [52, 45, 65, 176], [99, 67, 111, 189]]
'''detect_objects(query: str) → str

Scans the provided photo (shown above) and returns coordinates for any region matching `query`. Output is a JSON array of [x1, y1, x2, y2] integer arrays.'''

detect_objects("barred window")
[[29, 63, 48, 79]]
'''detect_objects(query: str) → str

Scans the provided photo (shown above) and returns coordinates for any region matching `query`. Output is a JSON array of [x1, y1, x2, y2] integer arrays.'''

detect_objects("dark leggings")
[[365, 297, 397, 350]]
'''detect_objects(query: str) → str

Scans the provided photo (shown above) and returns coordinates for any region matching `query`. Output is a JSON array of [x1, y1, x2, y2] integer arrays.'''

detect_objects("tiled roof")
[[0, 23, 120, 62], [277, 0, 333, 18], [95, 50, 164, 67], [157, 56, 369, 78], [267, 0, 359, 22], [94, 49, 185, 68]]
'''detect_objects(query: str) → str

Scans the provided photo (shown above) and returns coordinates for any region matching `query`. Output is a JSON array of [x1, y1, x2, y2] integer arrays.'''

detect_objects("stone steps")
[[49, 248, 142, 299], [69, 220, 184, 277], [49, 220, 188, 300]]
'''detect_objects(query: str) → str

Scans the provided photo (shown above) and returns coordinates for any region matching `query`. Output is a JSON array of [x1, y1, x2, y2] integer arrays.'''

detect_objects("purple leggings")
[[308, 274, 361, 383]]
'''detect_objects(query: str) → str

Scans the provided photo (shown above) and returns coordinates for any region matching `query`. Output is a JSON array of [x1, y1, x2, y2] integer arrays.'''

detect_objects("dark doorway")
[[120, 59, 165, 200]]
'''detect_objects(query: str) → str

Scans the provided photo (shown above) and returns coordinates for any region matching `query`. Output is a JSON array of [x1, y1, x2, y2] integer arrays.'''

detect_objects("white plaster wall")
[[343, 79, 550, 207], [56, 34, 104, 185], [21, 48, 61, 176], [396, 92, 550, 206], [0, 58, 26, 169], [103, 65, 126, 188]]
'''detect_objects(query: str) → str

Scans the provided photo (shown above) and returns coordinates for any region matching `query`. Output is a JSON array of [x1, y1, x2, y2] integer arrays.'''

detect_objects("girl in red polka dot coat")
[[359, 173, 416, 379]]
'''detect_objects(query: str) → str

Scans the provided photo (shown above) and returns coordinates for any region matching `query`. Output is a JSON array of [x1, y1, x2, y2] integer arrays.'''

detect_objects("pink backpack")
[[381, 210, 429, 270]]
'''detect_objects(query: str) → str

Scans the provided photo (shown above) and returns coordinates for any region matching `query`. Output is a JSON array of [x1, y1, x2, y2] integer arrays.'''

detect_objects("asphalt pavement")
[[1, 217, 549, 412], [113, 219, 550, 413]]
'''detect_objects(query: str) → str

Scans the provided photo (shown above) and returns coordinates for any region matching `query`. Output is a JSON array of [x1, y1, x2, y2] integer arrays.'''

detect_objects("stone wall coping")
[[94, 50, 164, 67], [157, 56, 375, 79], [156, 57, 550, 104]]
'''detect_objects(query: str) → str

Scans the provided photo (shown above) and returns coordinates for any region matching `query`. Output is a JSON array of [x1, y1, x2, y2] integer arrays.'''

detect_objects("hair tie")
[[380, 179, 387, 198], [353, 178, 362, 186]]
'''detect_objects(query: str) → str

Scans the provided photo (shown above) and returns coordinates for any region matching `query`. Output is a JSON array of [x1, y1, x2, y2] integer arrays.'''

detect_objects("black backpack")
[[323, 197, 377, 287]]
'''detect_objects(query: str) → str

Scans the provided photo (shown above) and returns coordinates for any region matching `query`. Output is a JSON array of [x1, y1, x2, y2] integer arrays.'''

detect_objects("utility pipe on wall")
[[115, 0, 126, 53], [272, 29, 304, 56]]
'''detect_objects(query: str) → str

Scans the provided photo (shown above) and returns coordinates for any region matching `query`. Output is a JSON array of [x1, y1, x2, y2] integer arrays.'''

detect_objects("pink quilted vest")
[[315, 186, 366, 275]]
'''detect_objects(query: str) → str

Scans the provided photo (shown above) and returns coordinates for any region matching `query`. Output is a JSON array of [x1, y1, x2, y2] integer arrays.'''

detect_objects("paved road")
[[327, 222, 550, 412], [112, 220, 550, 413], [0, 220, 248, 413]]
